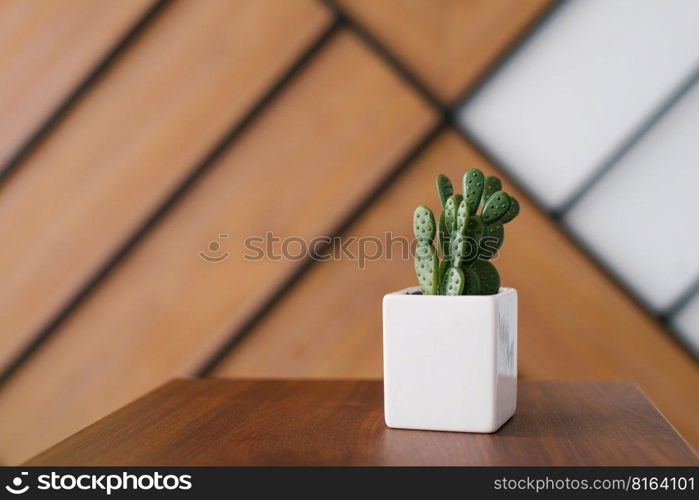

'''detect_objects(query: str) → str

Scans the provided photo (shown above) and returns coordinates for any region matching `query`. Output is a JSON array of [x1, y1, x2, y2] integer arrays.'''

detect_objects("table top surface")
[[28, 379, 698, 466]]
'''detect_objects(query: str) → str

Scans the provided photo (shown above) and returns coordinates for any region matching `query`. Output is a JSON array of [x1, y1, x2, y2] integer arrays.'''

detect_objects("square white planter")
[[383, 286, 517, 433]]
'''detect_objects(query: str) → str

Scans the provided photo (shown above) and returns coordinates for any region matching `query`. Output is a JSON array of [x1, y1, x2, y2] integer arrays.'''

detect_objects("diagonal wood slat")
[[0, 0, 155, 171], [0, 0, 332, 374], [336, 0, 552, 102], [0, 30, 437, 464], [215, 130, 699, 450]]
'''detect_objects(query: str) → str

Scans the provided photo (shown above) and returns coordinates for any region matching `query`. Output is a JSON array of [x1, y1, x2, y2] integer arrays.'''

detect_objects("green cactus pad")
[[467, 214, 484, 236], [415, 239, 436, 259], [462, 215, 484, 264], [438, 210, 448, 235], [456, 199, 469, 235], [469, 260, 500, 295], [444, 195, 459, 233], [438, 258, 449, 282], [482, 191, 511, 225], [436, 174, 453, 208], [440, 266, 465, 296], [501, 195, 520, 223], [482, 176, 502, 206], [414, 241, 438, 295], [413, 205, 436, 241], [463, 168, 484, 215], [450, 232, 468, 267], [479, 222, 504, 260], [437, 212, 449, 257], [462, 265, 480, 295]]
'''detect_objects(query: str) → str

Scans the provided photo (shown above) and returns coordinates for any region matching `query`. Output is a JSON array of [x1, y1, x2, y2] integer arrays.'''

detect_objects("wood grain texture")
[[26, 379, 699, 466], [0, 0, 331, 373], [216, 130, 699, 450], [0, 0, 154, 168], [0, 30, 437, 465], [337, 0, 552, 102]]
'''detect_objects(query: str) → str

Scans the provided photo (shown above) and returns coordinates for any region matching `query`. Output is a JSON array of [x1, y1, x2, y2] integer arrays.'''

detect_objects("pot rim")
[[387, 286, 515, 298]]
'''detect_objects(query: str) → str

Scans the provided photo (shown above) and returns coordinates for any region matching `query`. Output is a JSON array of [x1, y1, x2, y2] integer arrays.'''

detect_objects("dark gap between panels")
[[321, 0, 444, 112], [662, 274, 699, 321]]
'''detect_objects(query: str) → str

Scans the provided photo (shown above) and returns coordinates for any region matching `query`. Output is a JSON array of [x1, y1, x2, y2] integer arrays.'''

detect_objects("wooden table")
[[27, 379, 698, 466]]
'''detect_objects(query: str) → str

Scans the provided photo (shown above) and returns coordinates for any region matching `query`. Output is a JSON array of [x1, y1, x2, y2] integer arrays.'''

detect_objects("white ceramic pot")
[[382, 286, 517, 433]]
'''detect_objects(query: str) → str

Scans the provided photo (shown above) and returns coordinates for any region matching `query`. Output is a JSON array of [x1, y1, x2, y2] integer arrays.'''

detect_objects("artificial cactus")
[[501, 196, 520, 224], [440, 266, 464, 295], [455, 199, 469, 235], [438, 258, 449, 282], [450, 232, 468, 267], [482, 175, 502, 205], [463, 168, 484, 215], [436, 174, 453, 208], [479, 222, 503, 260], [413, 205, 435, 241], [462, 215, 484, 265], [414, 240, 439, 295], [466, 215, 484, 242], [469, 260, 500, 295], [482, 191, 511, 225], [412, 169, 519, 295], [462, 266, 480, 295], [444, 195, 459, 233], [437, 212, 449, 257]]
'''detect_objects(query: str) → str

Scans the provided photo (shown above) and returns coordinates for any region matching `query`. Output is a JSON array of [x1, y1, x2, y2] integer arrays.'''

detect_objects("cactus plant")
[[436, 174, 453, 208], [414, 240, 439, 295], [440, 266, 464, 295], [463, 168, 484, 215], [481, 175, 502, 205], [412, 168, 519, 295], [482, 191, 511, 225]]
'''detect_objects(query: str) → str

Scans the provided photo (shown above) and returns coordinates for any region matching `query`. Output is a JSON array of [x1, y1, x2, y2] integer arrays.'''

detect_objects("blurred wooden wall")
[[0, 0, 697, 464]]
